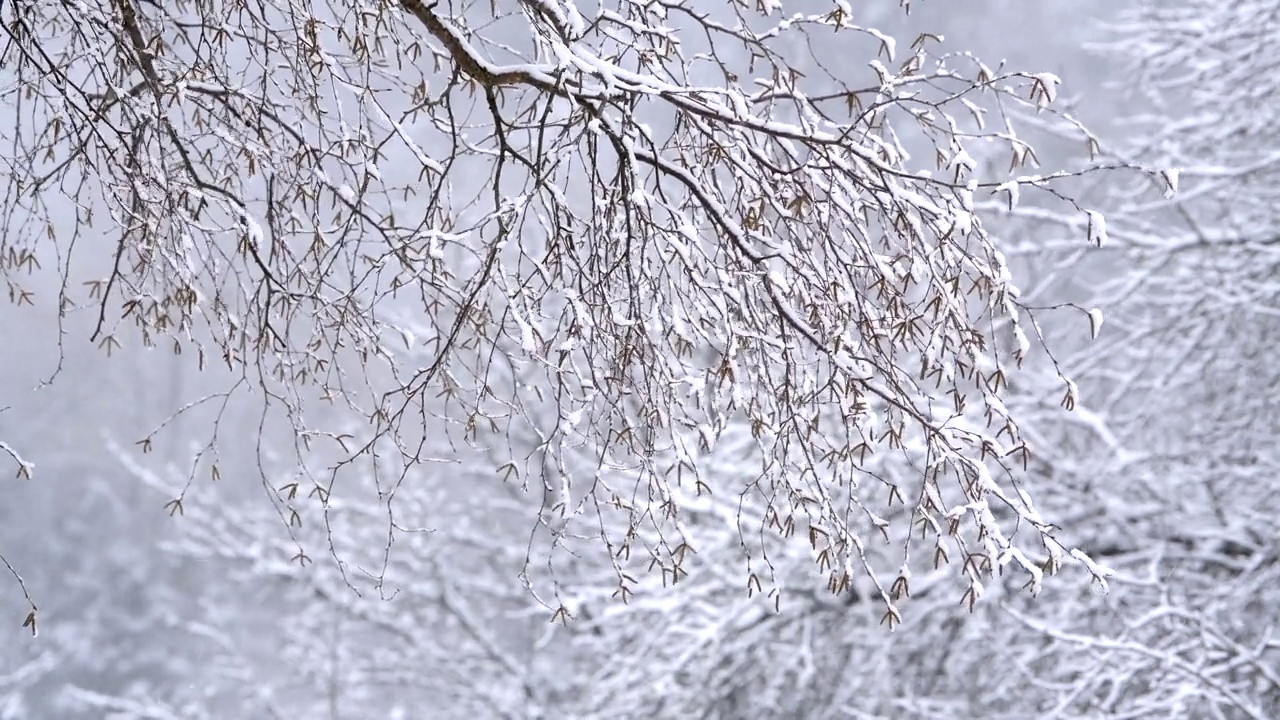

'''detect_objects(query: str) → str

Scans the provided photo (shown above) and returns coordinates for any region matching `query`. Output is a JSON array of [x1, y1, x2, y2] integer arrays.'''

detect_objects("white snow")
[[1086, 210, 1107, 247], [1087, 308, 1104, 339]]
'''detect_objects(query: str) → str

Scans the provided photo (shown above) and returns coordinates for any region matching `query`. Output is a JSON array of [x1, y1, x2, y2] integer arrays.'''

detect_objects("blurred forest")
[[2, 1, 1278, 718]]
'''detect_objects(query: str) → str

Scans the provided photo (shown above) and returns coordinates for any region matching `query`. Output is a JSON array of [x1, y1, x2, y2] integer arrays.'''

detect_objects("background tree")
[[964, 2, 1280, 716]]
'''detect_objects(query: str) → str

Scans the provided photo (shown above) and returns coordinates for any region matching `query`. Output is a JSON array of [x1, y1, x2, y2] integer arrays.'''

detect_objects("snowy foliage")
[[18, 2, 1280, 719]]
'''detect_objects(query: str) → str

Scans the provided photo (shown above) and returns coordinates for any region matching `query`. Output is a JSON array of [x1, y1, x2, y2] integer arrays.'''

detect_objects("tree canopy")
[[0, 0, 1140, 624], [15, 3, 1276, 718]]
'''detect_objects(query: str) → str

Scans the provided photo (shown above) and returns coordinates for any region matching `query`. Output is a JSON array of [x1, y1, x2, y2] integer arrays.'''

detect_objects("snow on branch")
[[0, 440, 33, 481], [0, 0, 1131, 621]]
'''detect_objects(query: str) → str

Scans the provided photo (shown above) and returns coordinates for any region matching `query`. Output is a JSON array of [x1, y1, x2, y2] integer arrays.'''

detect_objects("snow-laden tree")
[[0, 0, 1136, 632], [72, 442, 549, 719], [921, 2, 1280, 717]]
